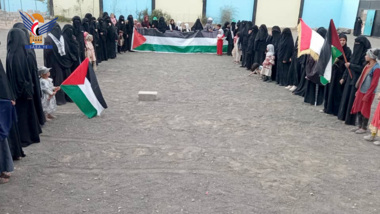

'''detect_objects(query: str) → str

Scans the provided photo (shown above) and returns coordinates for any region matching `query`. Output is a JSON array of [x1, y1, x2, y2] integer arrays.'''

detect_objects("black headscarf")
[[231, 21, 236, 33], [338, 33, 351, 60], [317, 27, 327, 38], [223, 21, 230, 30], [117, 15, 126, 33], [256, 24, 268, 41], [351, 35, 371, 65], [191, 18, 203, 31], [47, 23, 73, 68], [72, 16, 85, 61], [62, 24, 79, 63], [6, 28, 33, 99], [82, 18, 90, 32], [278, 28, 294, 61], [85, 13, 92, 20], [247, 25, 259, 54], [103, 12, 109, 19], [72, 16, 82, 35], [271, 26, 281, 51], [157, 17, 167, 33]]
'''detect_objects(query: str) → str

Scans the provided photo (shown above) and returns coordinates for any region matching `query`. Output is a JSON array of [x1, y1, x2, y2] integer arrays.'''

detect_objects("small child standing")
[[364, 93, 380, 146], [261, 44, 276, 82], [85, 33, 97, 71], [39, 66, 60, 121], [232, 32, 241, 64], [216, 24, 224, 56]]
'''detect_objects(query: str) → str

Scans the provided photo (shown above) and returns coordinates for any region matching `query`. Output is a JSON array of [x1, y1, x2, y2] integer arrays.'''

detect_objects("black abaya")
[[276, 28, 294, 86], [117, 15, 128, 52], [353, 17, 362, 36], [245, 25, 258, 70], [253, 25, 268, 65], [337, 36, 371, 125], [6, 28, 41, 147], [268, 26, 281, 81], [286, 38, 300, 87], [72, 16, 86, 62], [126, 15, 135, 51], [105, 17, 117, 59], [99, 18, 108, 61]]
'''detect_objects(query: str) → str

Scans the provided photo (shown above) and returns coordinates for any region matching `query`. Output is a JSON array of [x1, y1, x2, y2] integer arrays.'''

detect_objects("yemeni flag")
[[298, 19, 325, 60], [314, 19, 344, 85], [61, 58, 107, 118], [132, 28, 228, 53]]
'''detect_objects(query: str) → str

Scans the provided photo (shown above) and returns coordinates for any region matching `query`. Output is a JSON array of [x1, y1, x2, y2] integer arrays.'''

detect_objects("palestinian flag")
[[298, 19, 325, 60], [132, 28, 228, 53], [61, 58, 107, 118], [314, 20, 344, 85]]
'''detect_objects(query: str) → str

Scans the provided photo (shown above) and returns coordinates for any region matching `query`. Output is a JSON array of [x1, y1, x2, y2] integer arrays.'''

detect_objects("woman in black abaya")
[[126, 15, 135, 51], [239, 21, 248, 67], [253, 24, 269, 65], [157, 17, 167, 33], [303, 27, 327, 106], [353, 17, 362, 36], [117, 15, 127, 53], [98, 17, 108, 61], [276, 28, 294, 86], [191, 18, 203, 31], [7, 28, 41, 147], [223, 22, 233, 56], [245, 25, 258, 70], [82, 18, 90, 33], [267, 26, 281, 81], [105, 17, 117, 59], [44, 24, 74, 105], [72, 16, 85, 62], [323, 34, 352, 115], [338, 36, 371, 125], [62, 25, 80, 70], [13, 23, 45, 126]]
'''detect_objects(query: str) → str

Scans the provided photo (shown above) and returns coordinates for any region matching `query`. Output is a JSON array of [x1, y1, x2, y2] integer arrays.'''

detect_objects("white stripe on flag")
[[143, 36, 228, 46], [79, 78, 105, 116], [323, 57, 333, 83], [310, 30, 325, 55]]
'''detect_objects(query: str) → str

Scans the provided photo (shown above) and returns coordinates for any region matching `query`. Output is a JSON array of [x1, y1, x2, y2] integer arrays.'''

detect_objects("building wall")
[[2, 0, 48, 13], [155, 0, 202, 23], [53, 0, 100, 18], [206, 0, 255, 24], [102, 0, 152, 20], [255, 0, 301, 28], [340, 0, 360, 28]]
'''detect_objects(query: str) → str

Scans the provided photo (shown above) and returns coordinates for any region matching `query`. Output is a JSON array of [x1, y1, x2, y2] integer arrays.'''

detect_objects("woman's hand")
[[345, 62, 350, 68], [339, 79, 344, 85]]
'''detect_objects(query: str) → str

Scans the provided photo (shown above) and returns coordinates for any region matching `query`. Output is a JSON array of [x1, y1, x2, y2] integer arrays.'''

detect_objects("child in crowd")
[[261, 44, 276, 82], [351, 48, 380, 134], [216, 24, 224, 56], [232, 32, 241, 64], [249, 63, 261, 76], [39, 66, 60, 121], [85, 33, 97, 71], [117, 29, 125, 54], [364, 92, 380, 146]]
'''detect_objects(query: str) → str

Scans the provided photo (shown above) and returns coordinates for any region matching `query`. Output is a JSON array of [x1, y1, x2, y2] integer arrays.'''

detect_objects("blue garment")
[[0, 138, 14, 173], [0, 99, 16, 141], [359, 63, 380, 94]]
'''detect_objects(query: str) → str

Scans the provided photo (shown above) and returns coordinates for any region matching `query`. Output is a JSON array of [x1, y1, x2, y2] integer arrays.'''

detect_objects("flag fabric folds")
[[297, 19, 325, 61]]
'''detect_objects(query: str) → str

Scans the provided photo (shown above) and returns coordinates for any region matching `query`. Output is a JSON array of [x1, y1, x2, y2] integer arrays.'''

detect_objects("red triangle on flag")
[[133, 28, 147, 49], [62, 58, 89, 85]]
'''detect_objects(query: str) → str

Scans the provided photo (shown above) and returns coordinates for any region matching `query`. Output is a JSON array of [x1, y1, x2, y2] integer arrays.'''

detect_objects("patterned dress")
[[40, 78, 57, 114]]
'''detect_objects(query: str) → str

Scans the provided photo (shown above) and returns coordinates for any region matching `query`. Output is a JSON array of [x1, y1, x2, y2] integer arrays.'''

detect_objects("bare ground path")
[[1, 32, 380, 214]]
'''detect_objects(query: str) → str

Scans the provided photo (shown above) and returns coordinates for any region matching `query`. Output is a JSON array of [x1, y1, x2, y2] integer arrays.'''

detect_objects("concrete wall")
[[103, 0, 152, 20], [302, 0, 360, 29], [155, 0, 202, 23], [53, 0, 100, 18], [255, 0, 301, 28], [2, 0, 48, 13], [206, 0, 254, 24]]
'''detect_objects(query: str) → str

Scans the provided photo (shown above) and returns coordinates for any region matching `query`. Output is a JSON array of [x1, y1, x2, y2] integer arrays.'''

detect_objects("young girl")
[[216, 24, 224, 56], [350, 48, 380, 134], [85, 33, 97, 71], [39, 66, 60, 121], [261, 44, 276, 82], [364, 92, 380, 145], [232, 32, 241, 64]]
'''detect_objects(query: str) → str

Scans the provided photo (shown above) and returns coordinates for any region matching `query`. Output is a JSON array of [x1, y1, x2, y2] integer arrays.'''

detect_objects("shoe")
[[350, 127, 361, 132], [319, 109, 325, 113], [289, 86, 297, 91], [355, 129, 367, 134], [285, 85, 292, 89], [364, 135, 375, 141], [373, 141, 380, 146]]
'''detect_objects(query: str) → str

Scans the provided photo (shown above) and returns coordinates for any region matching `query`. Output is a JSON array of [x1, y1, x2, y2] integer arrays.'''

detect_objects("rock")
[[138, 91, 158, 101], [191, 198, 195, 202]]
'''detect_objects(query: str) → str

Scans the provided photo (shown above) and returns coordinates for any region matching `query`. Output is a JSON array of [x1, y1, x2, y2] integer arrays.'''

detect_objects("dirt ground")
[[1, 28, 380, 214]]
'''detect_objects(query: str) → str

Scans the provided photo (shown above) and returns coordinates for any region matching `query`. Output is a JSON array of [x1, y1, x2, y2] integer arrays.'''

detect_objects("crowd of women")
[[227, 20, 380, 147]]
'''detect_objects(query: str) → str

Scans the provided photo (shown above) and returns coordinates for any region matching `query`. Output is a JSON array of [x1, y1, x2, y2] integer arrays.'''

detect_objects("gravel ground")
[[0, 28, 380, 214]]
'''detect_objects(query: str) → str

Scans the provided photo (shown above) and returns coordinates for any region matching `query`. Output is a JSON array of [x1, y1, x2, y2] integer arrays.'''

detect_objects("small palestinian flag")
[[298, 19, 325, 60], [314, 19, 344, 85], [61, 58, 107, 118]]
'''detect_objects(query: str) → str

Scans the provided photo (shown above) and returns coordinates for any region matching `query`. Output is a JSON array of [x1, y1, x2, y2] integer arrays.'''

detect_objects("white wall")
[[54, 0, 100, 19], [255, 0, 301, 28]]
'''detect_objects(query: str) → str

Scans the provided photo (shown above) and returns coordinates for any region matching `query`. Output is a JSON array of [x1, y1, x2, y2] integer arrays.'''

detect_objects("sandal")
[[1, 172, 11, 179], [0, 177, 9, 184]]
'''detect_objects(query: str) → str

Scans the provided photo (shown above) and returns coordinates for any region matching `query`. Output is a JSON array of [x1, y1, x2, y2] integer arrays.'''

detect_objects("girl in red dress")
[[216, 24, 224, 56], [350, 49, 380, 134]]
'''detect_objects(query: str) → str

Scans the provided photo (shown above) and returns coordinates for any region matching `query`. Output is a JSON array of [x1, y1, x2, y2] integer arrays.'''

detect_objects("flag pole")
[[342, 53, 353, 79]]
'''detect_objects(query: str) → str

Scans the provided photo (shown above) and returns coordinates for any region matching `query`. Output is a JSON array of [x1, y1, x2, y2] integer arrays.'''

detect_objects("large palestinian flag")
[[298, 19, 325, 60], [132, 28, 228, 53], [61, 58, 107, 118], [314, 19, 345, 85]]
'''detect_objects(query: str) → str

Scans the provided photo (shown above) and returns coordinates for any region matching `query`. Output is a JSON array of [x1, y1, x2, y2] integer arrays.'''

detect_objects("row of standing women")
[[0, 11, 136, 184], [232, 21, 380, 145]]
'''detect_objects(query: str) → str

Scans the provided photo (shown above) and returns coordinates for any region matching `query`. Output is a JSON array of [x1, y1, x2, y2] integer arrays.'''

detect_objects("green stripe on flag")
[[134, 44, 228, 53], [61, 85, 98, 118], [331, 46, 342, 63]]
